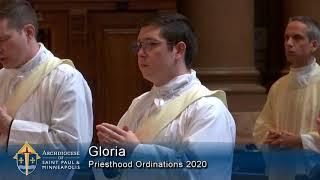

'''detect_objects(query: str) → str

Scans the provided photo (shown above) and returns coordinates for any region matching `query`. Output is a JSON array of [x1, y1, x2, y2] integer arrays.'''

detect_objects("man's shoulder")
[[192, 85, 226, 105], [185, 95, 233, 124], [183, 85, 228, 112], [131, 91, 151, 104], [0, 68, 10, 79], [51, 61, 83, 80], [193, 95, 227, 110], [269, 74, 289, 90], [0, 68, 5, 74], [123, 91, 152, 114], [56, 63, 76, 72], [311, 67, 320, 83]]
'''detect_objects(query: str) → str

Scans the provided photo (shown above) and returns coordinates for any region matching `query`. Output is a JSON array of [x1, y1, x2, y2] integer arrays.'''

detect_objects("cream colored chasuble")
[[253, 60, 320, 152]]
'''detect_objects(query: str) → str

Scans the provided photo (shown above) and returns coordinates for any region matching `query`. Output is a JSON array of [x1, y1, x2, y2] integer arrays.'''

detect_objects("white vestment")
[[95, 70, 236, 180], [0, 44, 93, 179], [253, 60, 320, 179], [0, 43, 93, 151]]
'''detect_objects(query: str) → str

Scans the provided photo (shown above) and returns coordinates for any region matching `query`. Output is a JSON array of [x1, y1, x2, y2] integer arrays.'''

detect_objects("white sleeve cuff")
[[9, 119, 49, 144], [301, 134, 320, 153]]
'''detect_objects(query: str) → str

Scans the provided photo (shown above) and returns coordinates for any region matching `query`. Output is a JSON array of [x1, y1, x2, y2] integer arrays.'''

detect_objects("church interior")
[[26, 0, 320, 179]]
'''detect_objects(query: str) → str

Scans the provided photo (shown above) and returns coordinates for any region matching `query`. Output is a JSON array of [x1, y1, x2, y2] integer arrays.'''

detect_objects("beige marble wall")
[[180, 0, 254, 68], [179, 0, 266, 114]]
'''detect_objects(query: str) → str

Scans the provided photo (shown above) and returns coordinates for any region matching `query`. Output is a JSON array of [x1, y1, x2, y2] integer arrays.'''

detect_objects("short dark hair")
[[140, 13, 198, 68], [288, 16, 320, 42], [0, 0, 38, 36]]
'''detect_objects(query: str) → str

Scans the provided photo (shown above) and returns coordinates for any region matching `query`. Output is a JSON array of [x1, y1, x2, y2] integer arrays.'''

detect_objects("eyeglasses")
[[132, 40, 167, 54]]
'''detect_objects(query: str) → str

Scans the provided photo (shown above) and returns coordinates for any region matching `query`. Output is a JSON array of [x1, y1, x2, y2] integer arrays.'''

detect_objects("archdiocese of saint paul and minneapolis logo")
[[13, 142, 41, 176]]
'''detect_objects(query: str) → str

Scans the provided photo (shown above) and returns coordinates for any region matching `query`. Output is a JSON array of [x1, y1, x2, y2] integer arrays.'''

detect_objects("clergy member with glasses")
[[96, 13, 236, 180]]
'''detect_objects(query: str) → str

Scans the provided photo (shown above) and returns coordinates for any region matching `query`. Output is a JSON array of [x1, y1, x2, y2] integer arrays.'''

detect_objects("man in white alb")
[[0, 0, 92, 154], [95, 13, 236, 180]]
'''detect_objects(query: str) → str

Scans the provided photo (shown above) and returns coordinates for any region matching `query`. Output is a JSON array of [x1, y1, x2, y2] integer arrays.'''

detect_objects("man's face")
[[0, 18, 29, 68], [136, 25, 176, 86], [284, 21, 317, 67]]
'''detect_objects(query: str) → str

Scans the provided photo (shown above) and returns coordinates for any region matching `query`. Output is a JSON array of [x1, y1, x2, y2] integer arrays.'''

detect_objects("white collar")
[[288, 58, 319, 87], [150, 70, 201, 107], [4, 43, 54, 76], [289, 58, 317, 76], [151, 70, 199, 97]]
